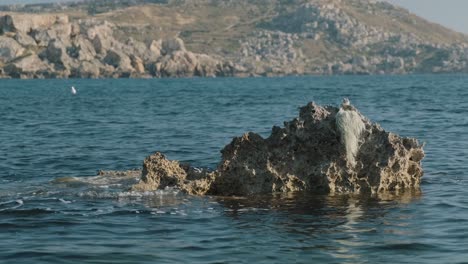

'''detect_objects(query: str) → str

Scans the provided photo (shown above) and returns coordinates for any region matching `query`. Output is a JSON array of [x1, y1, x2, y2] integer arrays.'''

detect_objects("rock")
[[103, 49, 134, 72], [14, 32, 37, 47], [125, 38, 154, 62], [156, 50, 197, 77], [149, 40, 162, 59], [131, 152, 217, 195], [130, 55, 145, 73], [154, 50, 228, 77], [86, 21, 115, 54], [214, 100, 424, 195], [0, 36, 25, 63], [131, 100, 424, 197], [71, 60, 100, 78], [70, 35, 96, 61], [132, 152, 188, 192], [3, 53, 50, 78], [194, 54, 222, 77], [0, 14, 67, 34], [161, 37, 186, 55], [30, 22, 72, 47], [44, 39, 73, 70]]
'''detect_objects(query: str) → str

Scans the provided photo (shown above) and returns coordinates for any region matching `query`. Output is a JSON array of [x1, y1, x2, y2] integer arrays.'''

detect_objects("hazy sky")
[[385, 0, 468, 34], [1, 0, 467, 34]]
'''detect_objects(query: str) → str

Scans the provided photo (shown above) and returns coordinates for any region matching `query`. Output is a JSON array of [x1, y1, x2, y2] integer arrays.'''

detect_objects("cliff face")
[[131, 101, 425, 196], [1, 0, 468, 78]]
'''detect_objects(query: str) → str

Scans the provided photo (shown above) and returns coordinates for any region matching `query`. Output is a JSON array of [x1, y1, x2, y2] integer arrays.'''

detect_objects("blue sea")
[[1, 75, 467, 263]]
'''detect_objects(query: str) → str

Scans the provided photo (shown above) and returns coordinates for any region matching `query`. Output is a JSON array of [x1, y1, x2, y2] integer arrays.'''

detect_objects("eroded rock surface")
[[131, 152, 218, 195], [0, 14, 236, 78], [131, 101, 425, 196]]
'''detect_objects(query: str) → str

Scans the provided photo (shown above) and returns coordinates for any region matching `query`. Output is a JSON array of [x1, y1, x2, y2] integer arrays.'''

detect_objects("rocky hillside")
[[1, 0, 468, 78]]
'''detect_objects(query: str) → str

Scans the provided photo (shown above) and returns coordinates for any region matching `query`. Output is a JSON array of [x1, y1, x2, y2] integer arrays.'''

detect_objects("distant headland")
[[1, 0, 468, 79]]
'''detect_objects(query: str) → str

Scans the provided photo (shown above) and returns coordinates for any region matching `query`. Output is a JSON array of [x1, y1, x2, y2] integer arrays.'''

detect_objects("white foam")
[[59, 198, 72, 204]]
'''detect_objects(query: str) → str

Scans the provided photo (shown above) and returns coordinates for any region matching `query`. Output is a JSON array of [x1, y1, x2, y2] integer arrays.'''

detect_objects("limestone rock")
[[131, 152, 218, 195], [70, 35, 96, 61], [155, 50, 227, 77], [130, 55, 145, 73], [30, 22, 72, 47], [156, 50, 197, 77], [3, 53, 50, 78], [70, 60, 100, 78], [161, 37, 186, 55], [213, 101, 424, 195], [195, 54, 222, 77], [14, 32, 37, 47], [44, 39, 73, 70], [86, 21, 115, 54], [149, 40, 162, 59], [103, 49, 134, 72], [0, 36, 25, 63], [131, 101, 424, 197], [0, 14, 66, 34]]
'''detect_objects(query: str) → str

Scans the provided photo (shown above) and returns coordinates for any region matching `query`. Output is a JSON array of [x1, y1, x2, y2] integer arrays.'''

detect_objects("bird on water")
[[71, 86, 77, 95]]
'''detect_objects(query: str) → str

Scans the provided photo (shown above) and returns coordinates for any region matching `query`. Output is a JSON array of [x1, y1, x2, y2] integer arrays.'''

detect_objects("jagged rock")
[[212, 101, 424, 195], [0, 14, 67, 34], [86, 21, 115, 54], [149, 40, 162, 59], [131, 100, 424, 197], [194, 54, 222, 77], [131, 152, 217, 195], [0, 36, 25, 63], [103, 49, 134, 72], [71, 60, 100, 78], [156, 50, 197, 77], [30, 22, 72, 47], [155, 50, 228, 77], [14, 32, 37, 47], [130, 55, 145, 73], [161, 37, 186, 55], [3, 53, 50, 78], [70, 35, 96, 61], [44, 39, 73, 70], [125, 38, 154, 62]]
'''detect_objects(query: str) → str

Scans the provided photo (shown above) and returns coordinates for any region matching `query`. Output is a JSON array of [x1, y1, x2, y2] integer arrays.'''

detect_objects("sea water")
[[0, 75, 467, 263]]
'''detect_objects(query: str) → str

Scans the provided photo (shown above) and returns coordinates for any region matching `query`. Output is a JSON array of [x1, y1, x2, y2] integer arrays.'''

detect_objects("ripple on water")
[[1, 76, 468, 263]]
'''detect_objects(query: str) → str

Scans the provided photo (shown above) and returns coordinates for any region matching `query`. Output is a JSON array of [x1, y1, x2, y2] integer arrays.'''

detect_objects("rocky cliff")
[[1, 0, 468, 78], [130, 100, 425, 196]]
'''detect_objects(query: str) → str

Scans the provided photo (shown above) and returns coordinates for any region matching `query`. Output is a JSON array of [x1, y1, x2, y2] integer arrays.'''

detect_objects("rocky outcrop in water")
[[130, 100, 425, 196]]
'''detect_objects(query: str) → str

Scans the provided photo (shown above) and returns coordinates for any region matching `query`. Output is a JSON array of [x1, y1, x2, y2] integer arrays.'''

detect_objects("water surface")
[[1, 75, 467, 263]]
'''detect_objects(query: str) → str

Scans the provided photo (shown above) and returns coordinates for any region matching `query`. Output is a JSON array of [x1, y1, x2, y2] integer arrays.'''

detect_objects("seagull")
[[71, 86, 77, 95], [335, 98, 365, 167]]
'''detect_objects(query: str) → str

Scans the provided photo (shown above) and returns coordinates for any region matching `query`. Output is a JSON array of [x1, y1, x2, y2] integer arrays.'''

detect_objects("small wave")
[[77, 187, 180, 199], [0, 199, 23, 211]]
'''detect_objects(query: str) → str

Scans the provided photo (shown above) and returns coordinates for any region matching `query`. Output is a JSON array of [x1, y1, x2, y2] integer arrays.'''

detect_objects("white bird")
[[71, 86, 77, 95], [335, 98, 365, 167]]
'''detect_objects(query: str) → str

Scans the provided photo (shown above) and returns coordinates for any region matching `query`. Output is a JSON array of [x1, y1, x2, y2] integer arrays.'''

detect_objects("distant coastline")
[[1, 0, 468, 79]]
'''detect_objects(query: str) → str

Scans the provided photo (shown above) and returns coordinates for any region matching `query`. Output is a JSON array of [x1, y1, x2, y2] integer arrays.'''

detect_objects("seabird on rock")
[[335, 98, 365, 167]]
